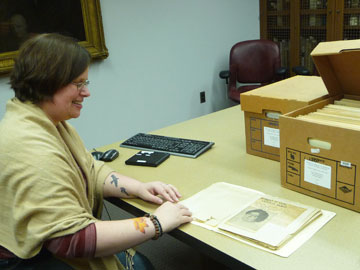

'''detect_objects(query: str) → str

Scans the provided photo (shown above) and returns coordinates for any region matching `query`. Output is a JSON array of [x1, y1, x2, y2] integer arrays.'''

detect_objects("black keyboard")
[[120, 133, 214, 158]]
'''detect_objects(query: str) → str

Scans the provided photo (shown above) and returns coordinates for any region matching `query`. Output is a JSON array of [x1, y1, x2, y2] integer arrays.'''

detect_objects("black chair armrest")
[[219, 70, 230, 79], [219, 70, 230, 84], [292, 66, 311, 76], [275, 67, 288, 79]]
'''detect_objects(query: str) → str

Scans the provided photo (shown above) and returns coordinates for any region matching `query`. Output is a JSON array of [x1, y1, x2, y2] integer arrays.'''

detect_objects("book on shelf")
[[351, 0, 360, 8], [181, 182, 335, 257], [300, 36, 320, 73], [273, 38, 289, 67]]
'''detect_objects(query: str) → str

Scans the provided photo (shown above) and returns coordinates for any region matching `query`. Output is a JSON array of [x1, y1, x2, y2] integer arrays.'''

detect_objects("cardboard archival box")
[[280, 39, 360, 212], [240, 76, 329, 161]]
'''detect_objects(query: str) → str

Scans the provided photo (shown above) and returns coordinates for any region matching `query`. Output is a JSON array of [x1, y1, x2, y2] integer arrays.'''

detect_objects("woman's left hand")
[[136, 181, 182, 204]]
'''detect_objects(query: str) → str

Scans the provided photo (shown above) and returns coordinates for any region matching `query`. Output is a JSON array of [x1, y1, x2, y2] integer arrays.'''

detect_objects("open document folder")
[[181, 182, 335, 257]]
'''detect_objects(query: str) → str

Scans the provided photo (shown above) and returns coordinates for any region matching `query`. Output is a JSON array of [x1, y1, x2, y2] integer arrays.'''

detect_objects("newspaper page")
[[181, 182, 334, 256], [218, 196, 321, 249]]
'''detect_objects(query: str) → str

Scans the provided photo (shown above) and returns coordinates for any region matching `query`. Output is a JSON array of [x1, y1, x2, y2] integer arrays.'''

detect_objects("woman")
[[0, 33, 192, 270]]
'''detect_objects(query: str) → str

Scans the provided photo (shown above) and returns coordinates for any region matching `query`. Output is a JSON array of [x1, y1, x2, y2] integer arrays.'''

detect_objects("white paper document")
[[181, 182, 335, 257], [264, 126, 280, 148]]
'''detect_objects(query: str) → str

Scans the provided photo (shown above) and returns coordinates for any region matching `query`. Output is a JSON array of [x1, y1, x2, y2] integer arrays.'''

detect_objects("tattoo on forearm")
[[120, 187, 129, 196], [110, 174, 130, 196], [110, 175, 119, 187], [133, 217, 148, 234]]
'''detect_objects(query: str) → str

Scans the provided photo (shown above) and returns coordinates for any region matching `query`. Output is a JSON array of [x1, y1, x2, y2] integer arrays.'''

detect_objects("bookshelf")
[[260, 0, 360, 75]]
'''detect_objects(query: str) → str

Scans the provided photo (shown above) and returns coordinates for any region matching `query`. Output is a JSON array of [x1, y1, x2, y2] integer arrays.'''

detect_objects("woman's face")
[[242, 211, 260, 222], [40, 68, 90, 125]]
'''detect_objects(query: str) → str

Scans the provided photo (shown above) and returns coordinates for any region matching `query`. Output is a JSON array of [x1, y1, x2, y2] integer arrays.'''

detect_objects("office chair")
[[219, 39, 287, 103]]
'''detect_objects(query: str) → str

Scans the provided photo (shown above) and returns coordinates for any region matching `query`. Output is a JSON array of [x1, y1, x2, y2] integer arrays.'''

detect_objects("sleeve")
[[44, 223, 97, 258], [89, 156, 115, 219]]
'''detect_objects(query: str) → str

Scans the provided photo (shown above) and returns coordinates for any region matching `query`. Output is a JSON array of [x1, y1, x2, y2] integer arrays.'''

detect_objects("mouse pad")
[[125, 151, 170, 167]]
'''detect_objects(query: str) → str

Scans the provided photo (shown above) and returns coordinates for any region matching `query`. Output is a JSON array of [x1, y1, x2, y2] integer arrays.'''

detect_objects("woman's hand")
[[154, 201, 193, 232], [95, 201, 192, 257], [136, 181, 182, 204]]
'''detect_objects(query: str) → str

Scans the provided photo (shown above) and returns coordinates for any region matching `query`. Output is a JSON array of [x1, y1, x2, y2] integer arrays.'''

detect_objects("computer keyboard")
[[120, 133, 214, 158]]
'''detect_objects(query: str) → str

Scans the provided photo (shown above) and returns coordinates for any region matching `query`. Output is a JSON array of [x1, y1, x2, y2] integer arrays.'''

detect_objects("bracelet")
[[145, 214, 163, 240], [153, 215, 163, 236]]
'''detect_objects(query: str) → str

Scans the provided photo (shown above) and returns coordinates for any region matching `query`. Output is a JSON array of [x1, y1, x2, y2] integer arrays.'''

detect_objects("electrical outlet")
[[200, 91, 206, 103]]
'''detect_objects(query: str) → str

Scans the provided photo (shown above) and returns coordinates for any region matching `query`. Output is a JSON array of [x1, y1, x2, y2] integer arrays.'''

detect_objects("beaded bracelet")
[[153, 215, 163, 236], [145, 214, 163, 240]]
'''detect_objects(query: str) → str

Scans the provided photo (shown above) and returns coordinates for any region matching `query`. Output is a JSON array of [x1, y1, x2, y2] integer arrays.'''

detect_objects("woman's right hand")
[[154, 201, 193, 233]]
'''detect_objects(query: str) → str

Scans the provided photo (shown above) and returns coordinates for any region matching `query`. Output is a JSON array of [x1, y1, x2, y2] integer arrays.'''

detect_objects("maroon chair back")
[[228, 39, 282, 103]]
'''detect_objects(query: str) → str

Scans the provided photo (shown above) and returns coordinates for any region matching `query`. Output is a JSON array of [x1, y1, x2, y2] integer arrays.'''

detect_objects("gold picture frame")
[[0, 0, 108, 75]]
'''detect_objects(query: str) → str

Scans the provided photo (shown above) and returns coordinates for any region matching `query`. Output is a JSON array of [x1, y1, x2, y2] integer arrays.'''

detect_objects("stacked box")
[[240, 76, 329, 161]]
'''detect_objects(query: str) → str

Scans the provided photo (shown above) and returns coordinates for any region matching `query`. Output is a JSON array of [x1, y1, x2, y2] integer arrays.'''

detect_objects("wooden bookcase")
[[260, 0, 360, 75]]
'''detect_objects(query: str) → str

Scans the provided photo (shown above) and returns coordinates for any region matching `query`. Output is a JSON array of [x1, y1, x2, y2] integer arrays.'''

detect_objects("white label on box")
[[340, 161, 352, 168], [304, 159, 331, 189], [263, 127, 280, 148]]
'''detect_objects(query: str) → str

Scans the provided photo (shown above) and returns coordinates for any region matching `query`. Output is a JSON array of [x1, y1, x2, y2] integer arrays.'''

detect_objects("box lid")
[[311, 39, 360, 97], [240, 76, 328, 114]]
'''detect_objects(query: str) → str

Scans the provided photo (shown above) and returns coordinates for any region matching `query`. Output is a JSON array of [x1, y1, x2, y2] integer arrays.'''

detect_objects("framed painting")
[[0, 0, 108, 74]]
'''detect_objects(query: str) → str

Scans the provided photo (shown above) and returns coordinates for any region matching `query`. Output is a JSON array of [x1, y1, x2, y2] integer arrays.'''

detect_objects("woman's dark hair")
[[245, 209, 269, 222], [10, 33, 91, 103]]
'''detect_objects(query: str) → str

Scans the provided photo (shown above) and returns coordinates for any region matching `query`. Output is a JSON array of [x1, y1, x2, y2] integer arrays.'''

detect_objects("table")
[[98, 105, 360, 270]]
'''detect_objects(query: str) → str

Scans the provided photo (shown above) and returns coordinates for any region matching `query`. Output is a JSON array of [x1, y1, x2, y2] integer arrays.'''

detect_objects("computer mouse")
[[100, 149, 119, 162], [91, 151, 103, 160]]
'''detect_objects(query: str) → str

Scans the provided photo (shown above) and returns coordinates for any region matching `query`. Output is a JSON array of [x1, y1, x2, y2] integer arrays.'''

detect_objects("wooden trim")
[[290, 0, 301, 71], [260, 0, 268, 39]]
